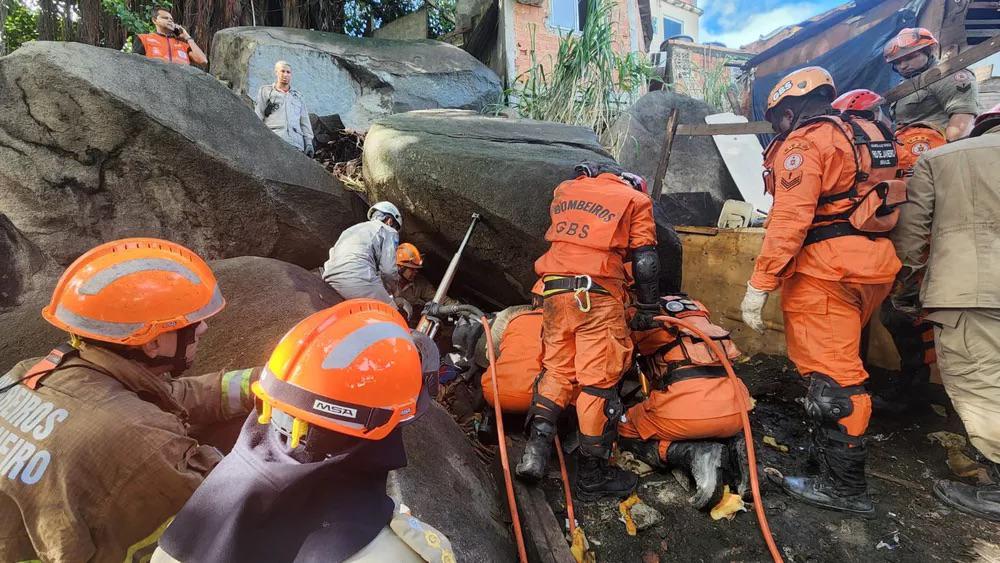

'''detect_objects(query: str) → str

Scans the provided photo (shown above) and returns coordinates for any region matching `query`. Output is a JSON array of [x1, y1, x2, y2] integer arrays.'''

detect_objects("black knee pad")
[[804, 373, 867, 446]]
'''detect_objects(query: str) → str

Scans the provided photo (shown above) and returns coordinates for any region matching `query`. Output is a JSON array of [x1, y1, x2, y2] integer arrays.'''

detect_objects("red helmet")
[[832, 89, 885, 113], [253, 299, 426, 446], [884, 27, 939, 63], [972, 102, 1000, 138]]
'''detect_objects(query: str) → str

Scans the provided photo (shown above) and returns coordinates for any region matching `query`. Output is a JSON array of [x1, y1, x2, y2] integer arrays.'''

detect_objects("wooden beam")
[[883, 32, 1000, 104], [675, 121, 775, 136], [508, 441, 576, 563], [651, 109, 680, 200]]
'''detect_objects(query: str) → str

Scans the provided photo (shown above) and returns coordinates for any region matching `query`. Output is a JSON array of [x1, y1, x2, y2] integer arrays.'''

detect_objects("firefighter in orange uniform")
[[832, 89, 944, 412], [618, 295, 752, 510], [741, 67, 903, 516], [516, 163, 659, 502], [134, 6, 208, 66]]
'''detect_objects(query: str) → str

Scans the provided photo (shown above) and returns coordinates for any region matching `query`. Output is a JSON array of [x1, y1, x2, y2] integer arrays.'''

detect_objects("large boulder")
[[393, 401, 513, 562], [363, 110, 683, 304], [0, 41, 367, 270], [0, 213, 58, 313], [210, 27, 503, 131], [606, 91, 742, 226]]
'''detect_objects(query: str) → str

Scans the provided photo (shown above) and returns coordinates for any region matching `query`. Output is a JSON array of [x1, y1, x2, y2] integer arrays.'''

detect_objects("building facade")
[[648, 0, 701, 49]]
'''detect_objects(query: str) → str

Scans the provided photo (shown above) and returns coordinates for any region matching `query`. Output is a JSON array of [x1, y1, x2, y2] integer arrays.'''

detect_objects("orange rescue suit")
[[533, 173, 657, 443], [137, 33, 192, 65], [754, 116, 901, 439], [619, 297, 750, 463]]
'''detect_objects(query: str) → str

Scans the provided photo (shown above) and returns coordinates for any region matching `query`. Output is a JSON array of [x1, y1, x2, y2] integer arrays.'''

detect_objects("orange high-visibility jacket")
[[138, 33, 191, 65]]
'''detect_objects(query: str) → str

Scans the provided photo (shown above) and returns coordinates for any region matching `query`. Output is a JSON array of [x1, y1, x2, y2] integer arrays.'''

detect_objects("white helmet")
[[367, 201, 402, 229]]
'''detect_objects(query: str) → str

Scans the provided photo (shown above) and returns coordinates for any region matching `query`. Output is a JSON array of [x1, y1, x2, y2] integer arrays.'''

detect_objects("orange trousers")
[[535, 292, 632, 437], [781, 273, 892, 437], [619, 413, 743, 463]]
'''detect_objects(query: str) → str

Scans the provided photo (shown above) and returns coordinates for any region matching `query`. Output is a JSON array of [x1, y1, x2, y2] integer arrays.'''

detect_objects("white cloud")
[[700, 3, 823, 49]]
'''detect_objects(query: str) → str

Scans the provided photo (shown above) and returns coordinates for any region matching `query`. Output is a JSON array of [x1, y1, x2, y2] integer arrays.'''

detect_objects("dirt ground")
[[514, 355, 1000, 563]]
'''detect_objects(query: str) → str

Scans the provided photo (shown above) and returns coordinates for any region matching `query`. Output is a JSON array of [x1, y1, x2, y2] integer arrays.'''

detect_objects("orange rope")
[[479, 316, 529, 563], [553, 434, 576, 534], [654, 315, 783, 563]]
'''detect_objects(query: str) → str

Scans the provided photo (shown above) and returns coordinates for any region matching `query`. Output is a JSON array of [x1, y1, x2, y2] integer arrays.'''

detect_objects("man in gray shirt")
[[322, 202, 403, 305], [255, 61, 315, 156]]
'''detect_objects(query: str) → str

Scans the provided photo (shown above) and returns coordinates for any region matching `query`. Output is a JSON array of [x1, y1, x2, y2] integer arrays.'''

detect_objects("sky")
[[699, 0, 845, 49]]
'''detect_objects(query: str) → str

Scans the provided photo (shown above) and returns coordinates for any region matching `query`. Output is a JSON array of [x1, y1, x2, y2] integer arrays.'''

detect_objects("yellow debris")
[[710, 486, 748, 521], [570, 527, 596, 563], [618, 492, 641, 536], [762, 435, 789, 453]]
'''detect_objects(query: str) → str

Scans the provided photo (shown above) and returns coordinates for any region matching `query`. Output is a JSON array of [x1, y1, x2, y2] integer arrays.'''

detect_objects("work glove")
[[305, 144, 315, 158], [394, 297, 413, 321], [740, 282, 769, 334], [629, 303, 661, 331], [421, 301, 442, 320]]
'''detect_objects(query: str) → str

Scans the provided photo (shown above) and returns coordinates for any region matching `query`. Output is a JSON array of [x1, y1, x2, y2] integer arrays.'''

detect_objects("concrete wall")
[[374, 9, 429, 40], [652, 40, 752, 112], [648, 0, 700, 48]]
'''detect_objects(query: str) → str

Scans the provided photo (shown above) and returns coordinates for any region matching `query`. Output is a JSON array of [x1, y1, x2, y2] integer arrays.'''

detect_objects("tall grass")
[[506, 0, 653, 142]]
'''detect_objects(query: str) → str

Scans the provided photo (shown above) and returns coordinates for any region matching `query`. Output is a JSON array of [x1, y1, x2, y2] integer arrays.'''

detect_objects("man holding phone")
[[134, 5, 207, 66]]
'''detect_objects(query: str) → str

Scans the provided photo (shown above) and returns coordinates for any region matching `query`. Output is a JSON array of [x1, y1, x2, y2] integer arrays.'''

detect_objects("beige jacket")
[[891, 126, 1000, 309], [0, 343, 257, 563]]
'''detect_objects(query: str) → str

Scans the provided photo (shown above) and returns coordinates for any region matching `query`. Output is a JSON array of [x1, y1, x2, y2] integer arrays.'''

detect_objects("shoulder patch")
[[953, 69, 974, 85], [783, 153, 804, 171]]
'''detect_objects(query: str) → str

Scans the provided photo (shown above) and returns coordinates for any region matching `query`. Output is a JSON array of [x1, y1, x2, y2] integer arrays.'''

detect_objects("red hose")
[[480, 316, 529, 563], [654, 315, 783, 563], [553, 434, 576, 534]]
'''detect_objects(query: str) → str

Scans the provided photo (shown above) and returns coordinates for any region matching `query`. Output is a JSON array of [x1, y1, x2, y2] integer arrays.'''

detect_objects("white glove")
[[740, 282, 769, 334]]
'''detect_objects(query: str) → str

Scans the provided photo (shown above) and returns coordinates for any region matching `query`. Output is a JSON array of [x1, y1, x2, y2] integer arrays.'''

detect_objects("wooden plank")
[[508, 441, 576, 563], [650, 108, 679, 200], [883, 31, 1000, 104], [675, 121, 774, 136]]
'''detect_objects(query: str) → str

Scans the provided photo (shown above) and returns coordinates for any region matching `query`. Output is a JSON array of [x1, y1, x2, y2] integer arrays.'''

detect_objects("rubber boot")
[[782, 438, 875, 517], [618, 437, 667, 470], [666, 441, 726, 509], [515, 419, 554, 483], [872, 365, 930, 415], [726, 434, 752, 498], [575, 453, 638, 502], [933, 462, 1000, 522]]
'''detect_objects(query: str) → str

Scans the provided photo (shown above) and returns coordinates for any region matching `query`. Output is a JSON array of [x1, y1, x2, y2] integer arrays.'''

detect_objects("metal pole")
[[416, 213, 482, 334]]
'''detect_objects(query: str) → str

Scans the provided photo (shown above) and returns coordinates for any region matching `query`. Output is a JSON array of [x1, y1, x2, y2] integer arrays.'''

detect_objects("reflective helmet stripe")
[[321, 322, 413, 369], [53, 304, 144, 339], [79, 258, 202, 295]]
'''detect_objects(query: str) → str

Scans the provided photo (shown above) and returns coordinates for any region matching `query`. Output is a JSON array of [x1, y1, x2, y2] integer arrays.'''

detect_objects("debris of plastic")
[[927, 431, 992, 484], [763, 435, 789, 453], [931, 404, 947, 418], [570, 527, 596, 563], [619, 493, 641, 536], [710, 486, 748, 521], [875, 530, 901, 550], [616, 450, 655, 477]]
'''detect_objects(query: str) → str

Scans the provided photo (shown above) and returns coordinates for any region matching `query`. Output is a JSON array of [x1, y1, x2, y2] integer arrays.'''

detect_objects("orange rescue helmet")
[[765, 66, 837, 120], [253, 299, 425, 446], [41, 238, 224, 346], [396, 242, 424, 269], [971, 102, 1000, 137], [832, 89, 885, 113], [883, 27, 939, 63]]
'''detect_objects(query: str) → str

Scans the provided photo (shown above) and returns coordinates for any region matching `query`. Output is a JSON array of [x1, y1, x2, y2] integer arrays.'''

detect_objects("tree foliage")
[[3, 0, 39, 53]]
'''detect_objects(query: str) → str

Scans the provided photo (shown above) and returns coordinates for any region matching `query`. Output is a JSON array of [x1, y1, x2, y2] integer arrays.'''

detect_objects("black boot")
[[618, 437, 667, 470], [666, 441, 726, 509], [782, 438, 874, 517], [575, 453, 638, 502], [933, 462, 1000, 522], [516, 419, 554, 483], [872, 365, 931, 414], [725, 434, 752, 498]]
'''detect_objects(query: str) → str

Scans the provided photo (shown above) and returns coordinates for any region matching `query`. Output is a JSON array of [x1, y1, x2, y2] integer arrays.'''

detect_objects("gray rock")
[[210, 27, 502, 131], [606, 91, 742, 226], [392, 401, 513, 562], [629, 501, 664, 531], [0, 41, 366, 270], [363, 110, 683, 304], [0, 213, 57, 313]]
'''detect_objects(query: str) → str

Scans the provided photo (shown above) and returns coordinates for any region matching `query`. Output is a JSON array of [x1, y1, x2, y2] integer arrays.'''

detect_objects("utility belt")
[[654, 365, 728, 391], [804, 222, 891, 246], [541, 275, 610, 312]]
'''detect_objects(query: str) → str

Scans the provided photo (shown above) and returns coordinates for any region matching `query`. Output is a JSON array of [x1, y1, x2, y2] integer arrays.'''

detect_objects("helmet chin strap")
[[122, 323, 198, 376]]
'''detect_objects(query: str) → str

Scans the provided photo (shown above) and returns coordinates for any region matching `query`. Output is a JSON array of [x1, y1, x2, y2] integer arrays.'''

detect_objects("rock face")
[[0, 214, 58, 313], [606, 91, 742, 226], [392, 401, 513, 562], [210, 27, 503, 131], [363, 110, 683, 304], [0, 41, 367, 271]]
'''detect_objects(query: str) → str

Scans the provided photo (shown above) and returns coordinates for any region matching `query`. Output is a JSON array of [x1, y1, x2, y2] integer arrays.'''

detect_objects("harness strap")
[[804, 222, 890, 246]]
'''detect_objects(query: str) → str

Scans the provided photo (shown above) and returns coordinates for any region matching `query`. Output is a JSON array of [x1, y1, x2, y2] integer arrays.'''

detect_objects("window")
[[662, 16, 683, 39], [550, 0, 588, 31]]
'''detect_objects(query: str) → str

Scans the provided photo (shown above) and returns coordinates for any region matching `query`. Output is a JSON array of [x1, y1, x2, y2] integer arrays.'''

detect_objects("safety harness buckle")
[[573, 275, 593, 312]]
